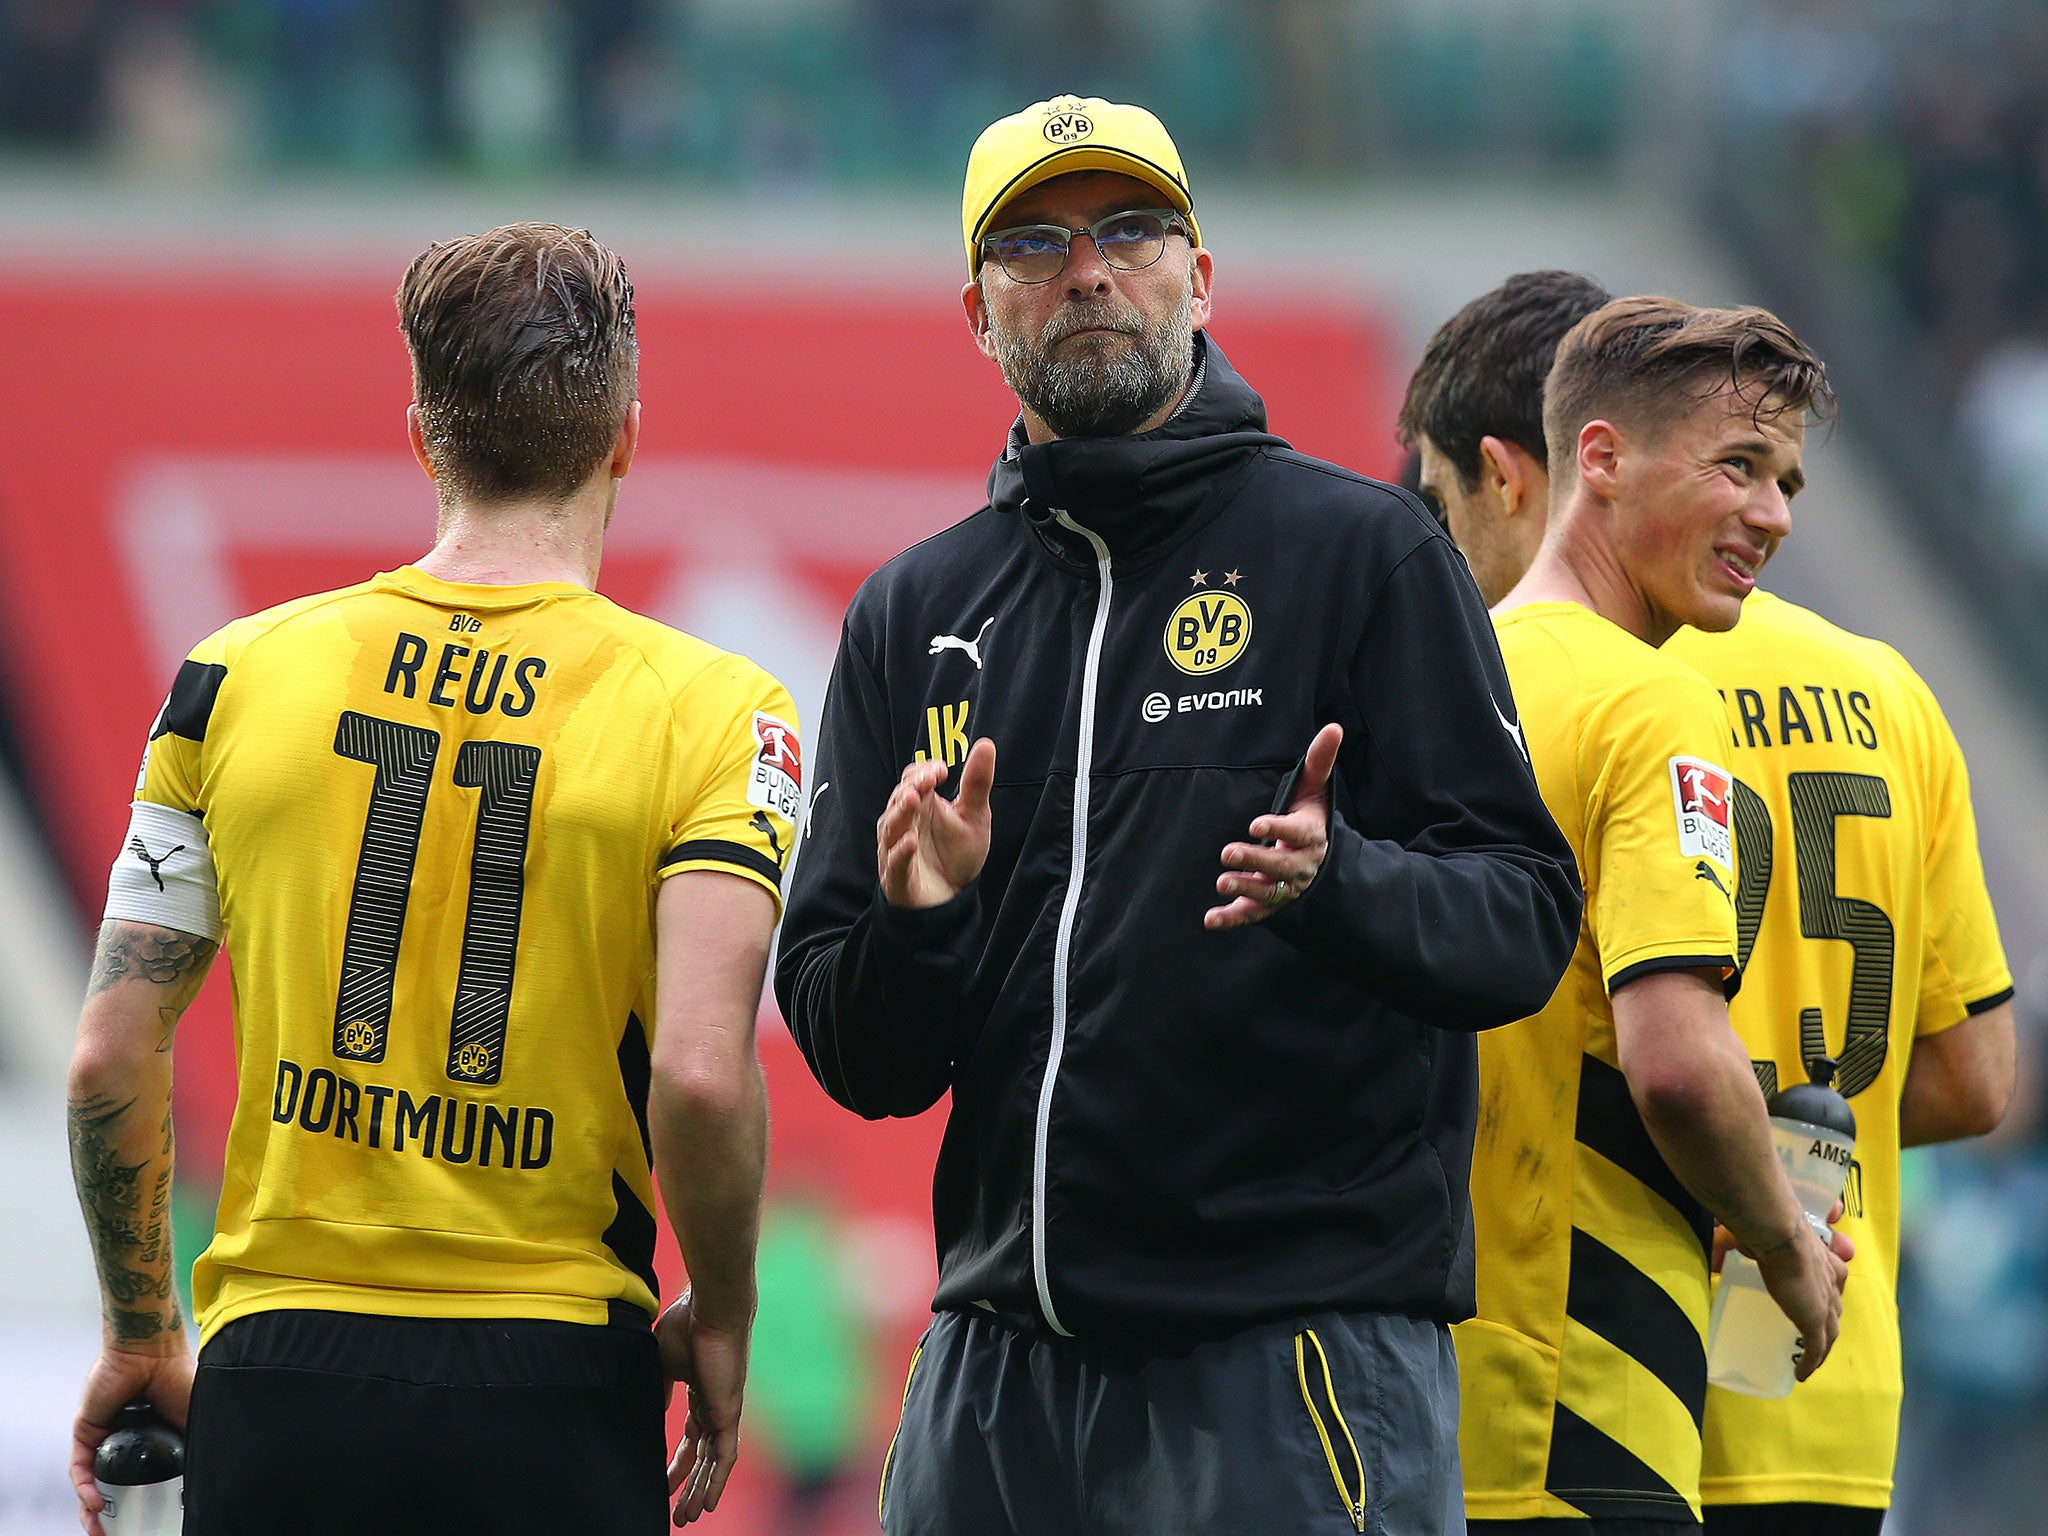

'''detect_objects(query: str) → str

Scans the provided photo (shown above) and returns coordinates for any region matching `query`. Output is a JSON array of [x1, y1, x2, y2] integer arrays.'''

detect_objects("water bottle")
[[1706, 1055, 1857, 1398], [93, 1401, 183, 1534]]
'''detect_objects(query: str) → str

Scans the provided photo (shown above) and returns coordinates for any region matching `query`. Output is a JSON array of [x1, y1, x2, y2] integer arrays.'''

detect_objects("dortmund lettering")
[[271, 1058, 554, 1170]]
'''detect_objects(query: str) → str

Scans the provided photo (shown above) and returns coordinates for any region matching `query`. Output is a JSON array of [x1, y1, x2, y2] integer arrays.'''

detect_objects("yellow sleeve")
[[136, 638, 235, 813], [655, 659, 801, 914], [1583, 666, 1742, 995], [1904, 667, 2012, 1035]]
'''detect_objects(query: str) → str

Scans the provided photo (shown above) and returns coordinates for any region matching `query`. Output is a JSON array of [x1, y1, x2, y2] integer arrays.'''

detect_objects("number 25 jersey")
[[130, 566, 798, 1343], [1667, 590, 2010, 1510]]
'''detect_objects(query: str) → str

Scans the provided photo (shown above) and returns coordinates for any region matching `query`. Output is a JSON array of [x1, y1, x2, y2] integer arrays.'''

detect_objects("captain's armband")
[[104, 801, 221, 942]]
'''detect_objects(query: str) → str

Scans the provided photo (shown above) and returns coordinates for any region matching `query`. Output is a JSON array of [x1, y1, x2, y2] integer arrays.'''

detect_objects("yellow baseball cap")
[[962, 94, 1201, 273]]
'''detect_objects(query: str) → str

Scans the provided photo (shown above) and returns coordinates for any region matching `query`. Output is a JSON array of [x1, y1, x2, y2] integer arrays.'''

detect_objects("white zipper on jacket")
[[1031, 507, 1113, 1337]]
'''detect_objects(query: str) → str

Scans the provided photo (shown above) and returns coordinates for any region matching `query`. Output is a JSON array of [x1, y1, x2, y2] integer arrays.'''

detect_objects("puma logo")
[[1491, 697, 1526, 761], [751, 811, 786, 866], [928, 617, 994, 670], [128, 836, 185, 892], [1695, 859, 1730, 900]]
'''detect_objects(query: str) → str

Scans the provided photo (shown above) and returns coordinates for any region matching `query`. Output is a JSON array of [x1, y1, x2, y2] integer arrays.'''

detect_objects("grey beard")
[[993, 291, 1195, 439]]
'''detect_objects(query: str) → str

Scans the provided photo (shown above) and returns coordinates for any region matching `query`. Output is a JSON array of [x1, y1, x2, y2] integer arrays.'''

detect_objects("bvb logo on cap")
[[1043, 106, 1094, 144]]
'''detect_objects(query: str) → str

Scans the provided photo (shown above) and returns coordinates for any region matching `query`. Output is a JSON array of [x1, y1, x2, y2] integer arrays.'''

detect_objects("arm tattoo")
[[67, 1092, 180, 1340], [71, 922, 208, 1341], [88, 922, 218, 1001]]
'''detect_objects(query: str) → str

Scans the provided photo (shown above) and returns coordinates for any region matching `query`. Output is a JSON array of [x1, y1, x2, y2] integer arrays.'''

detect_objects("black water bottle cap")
[[1766, 1055, 1857, 1139], [93, 1401, 184, 1487]]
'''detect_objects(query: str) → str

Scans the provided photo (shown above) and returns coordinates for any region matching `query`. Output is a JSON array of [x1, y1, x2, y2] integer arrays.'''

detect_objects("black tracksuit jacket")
[[776, 336, 1581, 1340]]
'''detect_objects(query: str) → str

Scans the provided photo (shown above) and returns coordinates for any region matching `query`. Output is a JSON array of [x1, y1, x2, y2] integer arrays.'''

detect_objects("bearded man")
[[775, 96, 1583, 1536]]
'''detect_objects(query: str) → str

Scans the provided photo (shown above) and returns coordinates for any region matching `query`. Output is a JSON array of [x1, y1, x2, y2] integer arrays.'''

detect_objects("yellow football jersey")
[[132, 566, 798, 1344], [1667, 590, 2011, 1510], [1458, 601, 1740, 1524]]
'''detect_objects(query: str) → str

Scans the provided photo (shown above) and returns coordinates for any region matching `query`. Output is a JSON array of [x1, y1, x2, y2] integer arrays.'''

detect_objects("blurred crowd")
[[0, 0, 1662, 185], [1721, 0, 2048, 572]]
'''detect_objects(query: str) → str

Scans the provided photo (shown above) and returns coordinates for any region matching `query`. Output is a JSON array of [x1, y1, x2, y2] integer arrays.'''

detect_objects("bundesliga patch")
[[747, 712, 802, 821], [1669, 755, 1733, 867]]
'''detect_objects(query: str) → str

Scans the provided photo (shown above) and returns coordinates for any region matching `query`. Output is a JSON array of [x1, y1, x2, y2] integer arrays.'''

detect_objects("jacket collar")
[[987, 333, 1288, 572]]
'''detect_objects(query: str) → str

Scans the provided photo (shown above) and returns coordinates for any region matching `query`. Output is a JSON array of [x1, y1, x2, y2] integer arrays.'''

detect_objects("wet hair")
[[398, 223, 637, 504], [1543, 295, 1834, 468], [1397, 271, 1612, 489]]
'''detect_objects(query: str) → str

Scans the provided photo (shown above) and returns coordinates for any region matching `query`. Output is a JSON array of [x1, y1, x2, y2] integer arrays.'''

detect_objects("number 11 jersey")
[[128, 566, 799, 1344]]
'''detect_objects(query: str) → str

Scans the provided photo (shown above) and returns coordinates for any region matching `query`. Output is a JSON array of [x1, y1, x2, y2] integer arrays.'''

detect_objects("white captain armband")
[[104, 801, 222, 942]]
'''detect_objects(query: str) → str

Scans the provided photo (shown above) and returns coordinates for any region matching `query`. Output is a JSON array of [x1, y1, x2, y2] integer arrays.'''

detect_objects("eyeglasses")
[[979, 208, 1190, 285]]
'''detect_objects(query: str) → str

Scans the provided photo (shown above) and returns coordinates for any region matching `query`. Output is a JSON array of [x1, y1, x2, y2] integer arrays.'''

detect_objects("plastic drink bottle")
[[1706, 1055, 1857, 1398], [93, 1401, 184, 1534]]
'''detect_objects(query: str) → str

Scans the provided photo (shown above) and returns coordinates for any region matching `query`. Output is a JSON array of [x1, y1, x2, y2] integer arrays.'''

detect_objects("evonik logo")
[[1140, 687, 1264, 722]]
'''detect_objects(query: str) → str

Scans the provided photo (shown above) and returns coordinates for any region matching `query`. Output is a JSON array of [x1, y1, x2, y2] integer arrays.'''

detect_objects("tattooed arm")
[[67, 919, 217, 1532]]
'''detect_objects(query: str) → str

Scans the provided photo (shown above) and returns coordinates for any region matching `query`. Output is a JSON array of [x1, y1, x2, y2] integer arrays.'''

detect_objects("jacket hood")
[[987, 332, 1290, 569]]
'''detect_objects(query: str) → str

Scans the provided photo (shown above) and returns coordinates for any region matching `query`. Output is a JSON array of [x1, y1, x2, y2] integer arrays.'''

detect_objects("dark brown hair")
[[398, 223, 637, 504], [1398, 270, 1613, 487], [1543, 295, 1833, 469]]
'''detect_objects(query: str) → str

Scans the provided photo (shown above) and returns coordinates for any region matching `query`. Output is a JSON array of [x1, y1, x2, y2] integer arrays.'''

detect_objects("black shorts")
[[184, 1305, 669, 1536], [1704, 1505, 1883, 1536]]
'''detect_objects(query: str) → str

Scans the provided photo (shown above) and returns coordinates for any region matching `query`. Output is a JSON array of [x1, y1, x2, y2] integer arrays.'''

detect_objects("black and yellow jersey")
[[129, 566, 798, 1344], [1666, 590, 2011, 1510], [1458, 601, 1740, 1524]]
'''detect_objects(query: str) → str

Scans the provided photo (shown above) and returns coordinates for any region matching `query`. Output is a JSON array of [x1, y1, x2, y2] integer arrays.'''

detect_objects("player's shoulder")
[[584, 599, 792, 715], [1681, 589, 1892, 678], [1499, 600, 1709, 694], [188, 580, 386, 668]]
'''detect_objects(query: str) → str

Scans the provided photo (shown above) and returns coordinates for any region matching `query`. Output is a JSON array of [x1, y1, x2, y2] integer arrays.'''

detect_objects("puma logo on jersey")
[[929, 618, 994, 670], [128, 836, 185, 892], [1492, 698, 1527, 761], [750, 810, 787, 867], [1694, 859, 1731, 900]]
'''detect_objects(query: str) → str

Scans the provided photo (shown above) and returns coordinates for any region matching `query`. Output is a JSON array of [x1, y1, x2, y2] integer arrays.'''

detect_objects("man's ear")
[[406, 405, 437, 482], [1575, 419, 1623, 500], [610, 399, 641, 480], [1479, 434, 1544, 519], [963, 275, 997, 362], [1188, 246, 1214, 333]]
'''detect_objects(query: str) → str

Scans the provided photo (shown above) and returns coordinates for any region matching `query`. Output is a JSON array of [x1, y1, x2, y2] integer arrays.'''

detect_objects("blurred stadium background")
[[2, 0, 2046, 1531]]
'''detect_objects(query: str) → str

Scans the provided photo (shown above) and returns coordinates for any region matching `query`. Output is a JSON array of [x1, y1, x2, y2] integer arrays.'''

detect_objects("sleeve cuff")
[[659, 839, 786, 913], [1607, 953, 1742, 1001], [869, 882, 982, 955]]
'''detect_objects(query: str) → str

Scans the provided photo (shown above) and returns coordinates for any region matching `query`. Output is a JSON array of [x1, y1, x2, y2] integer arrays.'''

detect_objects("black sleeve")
[[773, 618, 975, 1118], [1266, 535, 1583, 1030]]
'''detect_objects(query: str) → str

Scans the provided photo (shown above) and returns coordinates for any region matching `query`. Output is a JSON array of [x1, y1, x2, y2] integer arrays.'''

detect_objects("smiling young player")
[[1458, 297, 1853, 1535]]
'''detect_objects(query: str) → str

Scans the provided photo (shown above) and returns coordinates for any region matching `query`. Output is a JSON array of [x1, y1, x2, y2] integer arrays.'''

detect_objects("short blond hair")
[[1543, 295, 1832, 467], [398, 223, 637, 503]]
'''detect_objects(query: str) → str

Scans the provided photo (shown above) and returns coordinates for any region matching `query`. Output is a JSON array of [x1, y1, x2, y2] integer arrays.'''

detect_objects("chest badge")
[[1165, 589, 1251, 676]]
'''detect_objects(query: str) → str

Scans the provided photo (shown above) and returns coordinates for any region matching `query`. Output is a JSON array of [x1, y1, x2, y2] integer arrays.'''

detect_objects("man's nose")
[[1060, 232, 1115, 298], [1748, 479, 1793, 540]]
